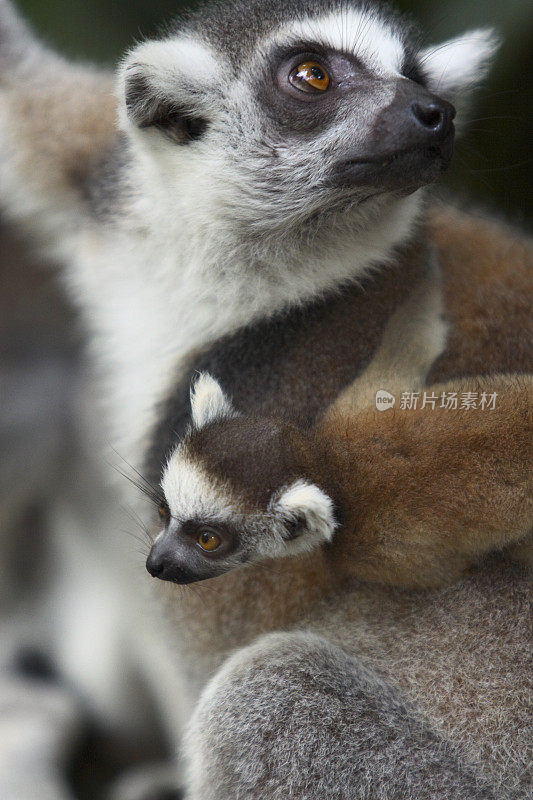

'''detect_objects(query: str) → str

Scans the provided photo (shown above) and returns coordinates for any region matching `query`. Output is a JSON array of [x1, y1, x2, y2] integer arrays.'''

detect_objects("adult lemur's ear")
[[270, 480, 337, 549], [119, 38, 215, 143], [421, 29, 499, 123], [190, 374, 236, 429]]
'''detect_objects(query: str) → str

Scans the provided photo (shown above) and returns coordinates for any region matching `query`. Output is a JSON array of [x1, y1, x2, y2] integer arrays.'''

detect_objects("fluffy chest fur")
[[62, 190, 422, 464]]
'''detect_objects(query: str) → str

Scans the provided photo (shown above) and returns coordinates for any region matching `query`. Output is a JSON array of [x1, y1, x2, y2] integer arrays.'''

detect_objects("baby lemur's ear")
[[119, 37, 218, 143], [270, 480, 337, 550], [420, 29, 499, 124], [190, 374, 237, 429]]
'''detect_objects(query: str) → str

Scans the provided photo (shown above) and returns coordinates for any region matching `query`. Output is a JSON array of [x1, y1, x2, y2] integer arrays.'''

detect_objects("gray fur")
[[185, 632, 496, 800]]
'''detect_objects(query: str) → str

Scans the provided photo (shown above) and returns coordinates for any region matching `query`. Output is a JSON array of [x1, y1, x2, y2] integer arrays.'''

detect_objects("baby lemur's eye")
[[158, 500, 170, 522], [197, 530, 222, 552], [289, 61, 330, 93]]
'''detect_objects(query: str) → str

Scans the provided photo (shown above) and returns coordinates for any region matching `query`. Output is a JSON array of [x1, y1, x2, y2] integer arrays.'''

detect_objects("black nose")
[[410, 100, 455, 139], [146, 544, 200, 584], [146, 550, 164, 577]]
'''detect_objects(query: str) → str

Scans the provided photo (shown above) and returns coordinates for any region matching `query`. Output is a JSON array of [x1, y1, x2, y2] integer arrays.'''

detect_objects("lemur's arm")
[[319, 375, 532, 588], [0, 0, 116, 236]]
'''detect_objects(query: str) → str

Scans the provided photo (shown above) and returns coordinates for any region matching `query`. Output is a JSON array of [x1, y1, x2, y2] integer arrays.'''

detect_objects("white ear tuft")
[[190, 373, 236, 429], [118, 37, 218, 137], [271, 480, 336, 546], [421, 29, 499, 120]]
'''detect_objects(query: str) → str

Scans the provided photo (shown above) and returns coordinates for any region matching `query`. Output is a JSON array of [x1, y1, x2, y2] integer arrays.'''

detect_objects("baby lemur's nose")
[[410, 99, 455, 139], [146, 550, 165, 577], [146, 541, 199, 584]]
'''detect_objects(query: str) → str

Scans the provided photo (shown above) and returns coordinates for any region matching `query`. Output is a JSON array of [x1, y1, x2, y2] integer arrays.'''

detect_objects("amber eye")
[[197, 530, 222, 552], [289, 61, 330, 93], [158, 500, 169, 521]]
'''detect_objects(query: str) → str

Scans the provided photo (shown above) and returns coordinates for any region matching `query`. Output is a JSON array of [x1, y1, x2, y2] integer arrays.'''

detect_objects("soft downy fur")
[[0, 1, 529, 798]]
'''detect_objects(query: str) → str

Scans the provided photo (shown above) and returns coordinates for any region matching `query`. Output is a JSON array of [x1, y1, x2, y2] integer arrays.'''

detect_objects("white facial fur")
[[161, 449, 240, 525]]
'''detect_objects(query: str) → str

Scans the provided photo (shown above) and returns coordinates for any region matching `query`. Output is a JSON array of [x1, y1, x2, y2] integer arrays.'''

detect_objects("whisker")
[[109, 446, 162, 495]]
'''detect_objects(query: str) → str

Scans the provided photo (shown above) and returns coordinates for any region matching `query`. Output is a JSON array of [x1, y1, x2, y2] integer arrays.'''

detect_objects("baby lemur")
[[148, 372, 532, 589]]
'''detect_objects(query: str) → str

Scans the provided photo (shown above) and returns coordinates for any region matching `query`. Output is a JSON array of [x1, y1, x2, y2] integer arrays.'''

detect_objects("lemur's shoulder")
[[427, 202, 532, 380], [427, 201, 532, 283]]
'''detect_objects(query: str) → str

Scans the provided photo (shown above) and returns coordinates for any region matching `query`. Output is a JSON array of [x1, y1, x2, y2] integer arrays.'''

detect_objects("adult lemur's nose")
[[410, 99, 455, 139], [371, 83, 456, 153]]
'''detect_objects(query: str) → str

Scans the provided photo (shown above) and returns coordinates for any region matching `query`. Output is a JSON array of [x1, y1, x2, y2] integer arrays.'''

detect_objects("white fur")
[[271, 479, 337, 545], [276, 10, 405, 75], [190, 374, 236, 429], [421, 29, 499, 109], [161, 449, 240, 524]]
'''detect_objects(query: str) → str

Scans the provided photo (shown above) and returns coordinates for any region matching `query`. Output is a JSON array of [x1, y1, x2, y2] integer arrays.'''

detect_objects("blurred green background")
[[16, 0, 533, 219]]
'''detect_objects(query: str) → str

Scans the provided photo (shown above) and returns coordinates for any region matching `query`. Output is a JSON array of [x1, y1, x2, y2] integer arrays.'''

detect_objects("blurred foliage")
[[17, 0, 533, 221]]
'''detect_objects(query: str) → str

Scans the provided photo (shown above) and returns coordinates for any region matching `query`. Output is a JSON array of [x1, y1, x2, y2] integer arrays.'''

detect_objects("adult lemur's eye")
[[197, 530, 221, 552], [158, 500, 170, 521], [289, 61, 330, 93]]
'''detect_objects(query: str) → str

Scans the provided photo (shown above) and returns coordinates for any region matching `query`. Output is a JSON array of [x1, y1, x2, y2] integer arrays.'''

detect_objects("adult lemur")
[[0, 0, 531, 798]]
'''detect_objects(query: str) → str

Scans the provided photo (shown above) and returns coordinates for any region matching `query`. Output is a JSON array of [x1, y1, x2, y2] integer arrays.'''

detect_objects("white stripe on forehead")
[[271, 9, 405, 75], [161, 447, 240, 522]]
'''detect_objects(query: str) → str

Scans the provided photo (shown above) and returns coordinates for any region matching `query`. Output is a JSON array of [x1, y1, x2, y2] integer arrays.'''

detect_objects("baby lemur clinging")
[[147, 372, 532, 589]]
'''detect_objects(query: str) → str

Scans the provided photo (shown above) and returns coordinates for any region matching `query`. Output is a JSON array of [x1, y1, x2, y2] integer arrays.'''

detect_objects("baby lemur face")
[[120, 0, 496, 234], [146, 375, 336, 585]]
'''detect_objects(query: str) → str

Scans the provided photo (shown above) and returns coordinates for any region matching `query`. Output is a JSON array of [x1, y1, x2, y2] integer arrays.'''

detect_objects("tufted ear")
[[420, 29, 499, 122], [119, 37, 216, 143], [190, 373, 236, 429], [270, 480, 337, 549]]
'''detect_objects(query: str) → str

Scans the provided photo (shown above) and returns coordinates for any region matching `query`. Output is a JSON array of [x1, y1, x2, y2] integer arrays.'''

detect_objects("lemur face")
[[120, 0, 497, 233], [146, 375, 336, 585]]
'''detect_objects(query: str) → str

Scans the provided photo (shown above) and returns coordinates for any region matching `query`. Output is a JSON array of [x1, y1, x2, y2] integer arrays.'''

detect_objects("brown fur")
[[428, 204, 533, 380], [319, 375, 532, 587]]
